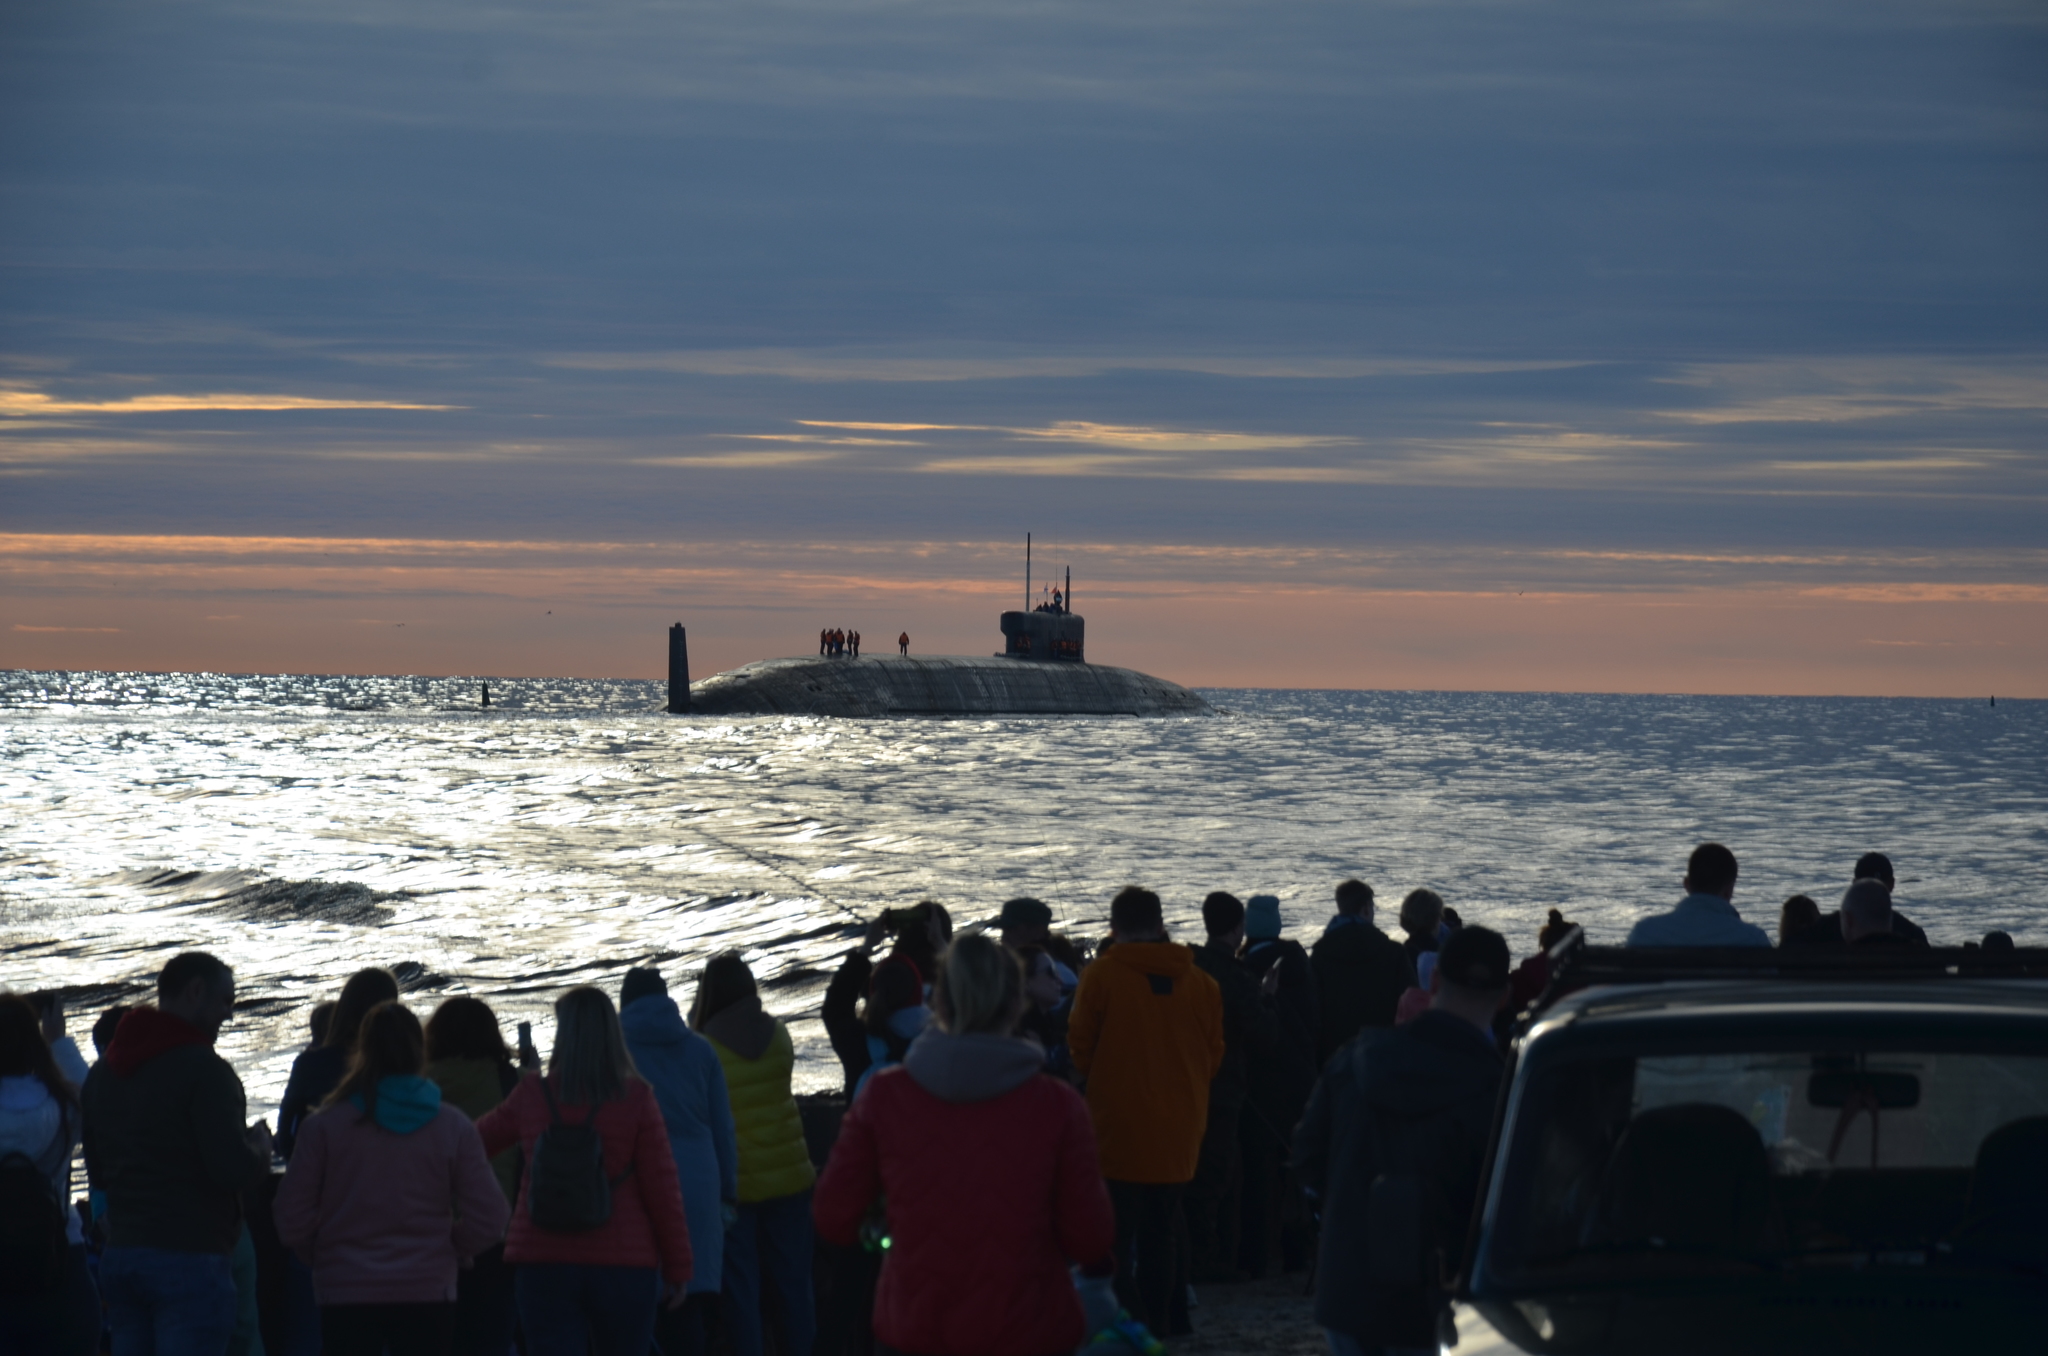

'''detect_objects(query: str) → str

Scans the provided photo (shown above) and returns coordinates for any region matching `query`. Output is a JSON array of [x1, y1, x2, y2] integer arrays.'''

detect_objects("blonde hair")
[[548, 985, 639, 1104], [934, 935, 1024, 1036]]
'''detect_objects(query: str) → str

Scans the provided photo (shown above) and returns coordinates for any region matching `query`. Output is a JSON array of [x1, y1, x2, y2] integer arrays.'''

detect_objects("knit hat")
[[620, 966, 668, 1009], [1244, 895, 1283, 941], [1437, 926, 1510, 990]]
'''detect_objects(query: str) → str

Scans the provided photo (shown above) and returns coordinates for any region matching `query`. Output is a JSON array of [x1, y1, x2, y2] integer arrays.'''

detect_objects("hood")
[[353, 1075, 442, 1134], [864, 1005, 931, 1068], [903, 1030, 1045, 1103], [703, 993, 776, 1061], [104, 1005, 211, 1077], [1104, 941, 1197, 983], [1319, 917, 1394, 952], [621, 993, 693, 1047], [1361, 1010, 1500, 1118], [0, 1074, 57, 1113], [886, 1004, 930, 1043]]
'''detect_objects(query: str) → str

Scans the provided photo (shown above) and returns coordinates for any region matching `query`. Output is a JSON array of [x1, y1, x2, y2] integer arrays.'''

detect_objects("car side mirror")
[[1807, 1070, 1919, 1109]]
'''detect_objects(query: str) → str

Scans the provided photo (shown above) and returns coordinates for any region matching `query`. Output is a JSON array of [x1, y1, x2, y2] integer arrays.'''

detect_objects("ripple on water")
[[3, 671, 2043, 1102]]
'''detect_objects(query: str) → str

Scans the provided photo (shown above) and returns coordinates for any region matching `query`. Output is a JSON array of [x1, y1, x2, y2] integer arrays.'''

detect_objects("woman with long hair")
[[814, 935, 1116, 1356], [1010, 943, 1082, 1088], [820, 904, 946, 1101], [273, 1002, 509, 1356], [421, 997, 521, 1356], [475, 986, 693, 1356], [853, 961, 927, 1101], [690, 953, 816, 1356], [274, 967, 403, 1356], [0, 992, 97, 1356], [278, 967, 401, 1160]]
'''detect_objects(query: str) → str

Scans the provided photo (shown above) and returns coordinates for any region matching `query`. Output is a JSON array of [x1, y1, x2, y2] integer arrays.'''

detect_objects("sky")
[[3, 0, 2045, 694]]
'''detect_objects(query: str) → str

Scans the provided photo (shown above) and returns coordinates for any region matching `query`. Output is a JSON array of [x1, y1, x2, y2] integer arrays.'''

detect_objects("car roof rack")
[[1523, 926, 2048, 1020]]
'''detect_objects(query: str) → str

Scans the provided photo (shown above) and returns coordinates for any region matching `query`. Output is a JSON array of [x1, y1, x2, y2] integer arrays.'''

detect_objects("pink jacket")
[[274, 1099, 510, 1306], [476, 1074, 694, 1286]]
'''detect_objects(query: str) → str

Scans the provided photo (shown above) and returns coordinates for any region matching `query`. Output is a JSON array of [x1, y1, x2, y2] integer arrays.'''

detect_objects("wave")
[[122, 868, 406, 927]]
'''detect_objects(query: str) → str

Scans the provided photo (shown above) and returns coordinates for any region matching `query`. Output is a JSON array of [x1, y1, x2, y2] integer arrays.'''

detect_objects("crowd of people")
[[0, 844, 2009, 1356], [816, 631, 916, 659]]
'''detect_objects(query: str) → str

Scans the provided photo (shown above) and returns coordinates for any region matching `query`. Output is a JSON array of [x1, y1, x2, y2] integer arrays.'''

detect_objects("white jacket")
[[0, 1035, 89, 1244]]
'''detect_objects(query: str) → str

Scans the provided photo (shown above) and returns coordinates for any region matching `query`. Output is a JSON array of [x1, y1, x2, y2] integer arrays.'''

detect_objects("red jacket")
[[274, 1095, 509, 1306], [814, 1033, 1115, 1356], [475, 1074, 693, 1286]]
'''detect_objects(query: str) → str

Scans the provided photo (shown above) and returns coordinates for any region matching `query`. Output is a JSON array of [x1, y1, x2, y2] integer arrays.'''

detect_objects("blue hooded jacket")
[[854, 1004, 930, 1101], [351, 1075, 442, 1133], [621, 994, 740, 1293]]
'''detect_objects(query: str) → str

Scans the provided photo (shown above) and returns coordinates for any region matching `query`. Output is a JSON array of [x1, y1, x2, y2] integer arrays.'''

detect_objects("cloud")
[[6, 530, 2045, 694], [7, 532, 2042, 598], [725, 434, 923, 446], [5, 0, 2046, 698], [913, 453, 1177, 476], [633, 450, 842, 467], [1009, 421, 1349, 452], [1652, 358, 2048, 425], [546, 350, 1591, 383], [0, 390, 463, 416], [776, 418, 1351, 457], [794, 421, 959, 432]]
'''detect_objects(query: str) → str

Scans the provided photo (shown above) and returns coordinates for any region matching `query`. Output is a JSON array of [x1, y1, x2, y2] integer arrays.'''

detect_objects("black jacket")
[[1240, 937, 1320, 1136], [1193, 939, 1277, 1104], [1295, 1010, 1502, 1347], [821, 950, 875, 1098], [1310, 917, 1416, 1067], [81, 1015, 267, 1254], [274, 1043, 346, 1160]]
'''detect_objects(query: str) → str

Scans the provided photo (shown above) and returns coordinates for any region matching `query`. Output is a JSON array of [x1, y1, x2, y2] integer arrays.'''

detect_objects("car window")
[[1488, 1047, 2048, 1277], [1632, 1052, 2048, 1171]]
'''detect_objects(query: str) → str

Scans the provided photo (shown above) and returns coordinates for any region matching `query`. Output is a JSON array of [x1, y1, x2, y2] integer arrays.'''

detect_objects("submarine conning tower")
[[998, 608, 1084, 661]]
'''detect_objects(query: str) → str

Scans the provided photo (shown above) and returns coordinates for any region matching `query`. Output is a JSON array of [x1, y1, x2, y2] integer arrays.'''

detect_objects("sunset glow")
[[3, 0, 2041, 695]]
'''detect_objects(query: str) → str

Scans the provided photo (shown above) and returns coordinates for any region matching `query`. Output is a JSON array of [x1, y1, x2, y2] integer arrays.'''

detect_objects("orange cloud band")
[[3, 532, 2044, 696]]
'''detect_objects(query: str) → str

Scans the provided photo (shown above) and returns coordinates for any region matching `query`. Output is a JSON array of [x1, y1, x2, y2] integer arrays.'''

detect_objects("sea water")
[[3, 671, 2042, 1107]]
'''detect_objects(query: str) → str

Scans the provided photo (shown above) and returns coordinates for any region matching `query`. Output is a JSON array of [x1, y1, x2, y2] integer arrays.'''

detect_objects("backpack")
[[0, 1149, 67, 1297], [526, 1079, 633, 1233]]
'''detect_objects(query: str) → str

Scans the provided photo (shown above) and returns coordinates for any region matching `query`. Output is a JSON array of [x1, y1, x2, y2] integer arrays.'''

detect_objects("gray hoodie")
[[902, 1030, 1045, 1103]]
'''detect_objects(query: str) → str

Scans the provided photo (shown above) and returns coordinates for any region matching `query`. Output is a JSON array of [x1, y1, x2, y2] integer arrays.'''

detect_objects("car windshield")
[[1487, 1045, 2048, 1278]]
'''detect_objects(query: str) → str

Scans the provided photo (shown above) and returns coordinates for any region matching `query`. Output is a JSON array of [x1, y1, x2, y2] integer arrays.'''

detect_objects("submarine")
[[666, 560, 1213, 719]]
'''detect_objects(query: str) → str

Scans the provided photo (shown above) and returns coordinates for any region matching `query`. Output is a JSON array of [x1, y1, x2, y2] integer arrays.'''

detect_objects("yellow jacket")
[[705, 999, 816, 1203], [1068, 941, 1224, 1184]]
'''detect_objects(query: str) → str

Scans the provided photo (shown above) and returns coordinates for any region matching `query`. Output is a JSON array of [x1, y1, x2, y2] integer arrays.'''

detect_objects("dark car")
[[1460, 943, 2048, 1353]]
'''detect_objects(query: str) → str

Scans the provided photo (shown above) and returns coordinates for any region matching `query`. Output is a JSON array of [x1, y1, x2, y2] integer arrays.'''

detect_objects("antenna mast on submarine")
[[1025, 532, 1032, 610]]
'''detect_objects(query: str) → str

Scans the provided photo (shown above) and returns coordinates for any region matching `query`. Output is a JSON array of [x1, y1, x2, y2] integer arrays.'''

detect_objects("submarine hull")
[[688, 655, 1213, 718]]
